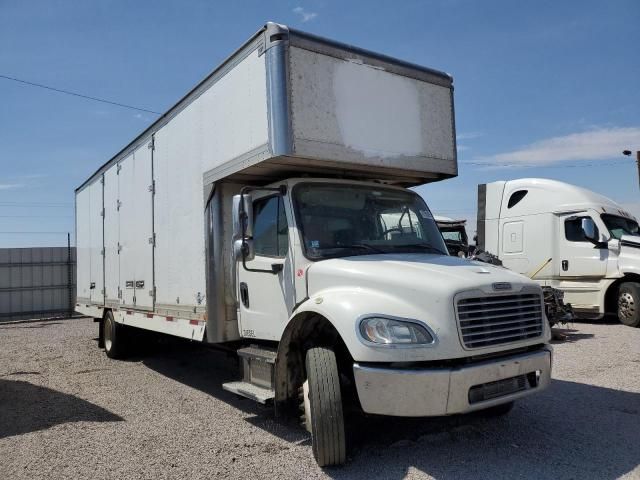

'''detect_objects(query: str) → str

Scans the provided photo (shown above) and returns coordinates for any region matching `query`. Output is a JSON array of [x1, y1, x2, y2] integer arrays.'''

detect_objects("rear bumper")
[[353, 347, 552, 417]]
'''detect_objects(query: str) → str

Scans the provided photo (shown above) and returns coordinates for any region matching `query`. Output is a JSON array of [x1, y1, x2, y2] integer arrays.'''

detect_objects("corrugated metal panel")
[[0, 247, 76, 321]]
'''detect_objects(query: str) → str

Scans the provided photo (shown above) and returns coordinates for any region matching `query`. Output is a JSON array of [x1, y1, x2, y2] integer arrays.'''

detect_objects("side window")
[[252, 196, 288, 257], [507, 190, 528, 209], [565, 217, 598, 242]]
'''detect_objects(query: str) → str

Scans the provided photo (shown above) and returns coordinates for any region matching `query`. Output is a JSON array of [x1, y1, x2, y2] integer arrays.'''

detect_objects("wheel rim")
[[104, 316, 113, 352], [618, 291, 635, 321]]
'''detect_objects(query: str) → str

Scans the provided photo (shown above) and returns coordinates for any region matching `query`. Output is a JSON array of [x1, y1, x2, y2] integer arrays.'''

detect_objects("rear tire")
[[103, 310, 128, 359], [618, 283, 640, 327], [303, 347, 347, 467]]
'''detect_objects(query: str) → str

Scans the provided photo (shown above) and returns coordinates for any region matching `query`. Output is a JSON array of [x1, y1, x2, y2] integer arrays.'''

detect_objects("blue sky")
[[1, 0, 638, 246]]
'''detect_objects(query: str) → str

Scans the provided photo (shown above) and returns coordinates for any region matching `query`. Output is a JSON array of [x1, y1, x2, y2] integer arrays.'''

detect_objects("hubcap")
[[104, 316, 113, 351], [618, 292, 635, 320]]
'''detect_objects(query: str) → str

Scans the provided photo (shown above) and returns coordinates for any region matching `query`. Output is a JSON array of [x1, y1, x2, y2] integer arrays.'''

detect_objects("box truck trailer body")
[[76, 23, 551, 466], [477, 178, 640, 326]]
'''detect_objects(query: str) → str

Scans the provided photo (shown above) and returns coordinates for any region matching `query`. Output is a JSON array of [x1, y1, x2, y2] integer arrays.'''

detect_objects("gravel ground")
[[1, 317, 639, 480]]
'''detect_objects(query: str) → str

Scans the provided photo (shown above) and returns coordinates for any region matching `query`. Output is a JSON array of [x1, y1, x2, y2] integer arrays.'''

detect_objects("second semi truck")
[[76, 23, 552, 466]]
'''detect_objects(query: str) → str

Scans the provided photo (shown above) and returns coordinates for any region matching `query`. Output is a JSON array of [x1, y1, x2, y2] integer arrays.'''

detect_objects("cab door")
[[237, 195, 295, 340], [557, 213, 607, 278]]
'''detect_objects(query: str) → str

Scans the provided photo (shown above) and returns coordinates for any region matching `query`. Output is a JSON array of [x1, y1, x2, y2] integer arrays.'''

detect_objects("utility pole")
[[623, 150, 640, 190]]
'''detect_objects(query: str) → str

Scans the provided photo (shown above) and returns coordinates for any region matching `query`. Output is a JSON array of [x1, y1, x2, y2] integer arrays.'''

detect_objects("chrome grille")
[[457, 293, 544, 348]]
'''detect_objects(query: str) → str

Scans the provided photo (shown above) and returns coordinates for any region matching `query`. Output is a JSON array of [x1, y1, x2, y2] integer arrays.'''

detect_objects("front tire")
[[618, 283, 640, 327], [103, 310, 128, 359], [302, 347, 346, 467]]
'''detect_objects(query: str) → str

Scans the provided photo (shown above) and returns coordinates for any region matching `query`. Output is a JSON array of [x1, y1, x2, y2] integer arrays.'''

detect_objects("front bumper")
[[353, 347, 552, 417]]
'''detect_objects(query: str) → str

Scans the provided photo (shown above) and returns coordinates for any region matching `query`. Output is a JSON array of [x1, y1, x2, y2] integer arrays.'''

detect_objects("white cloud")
[[481, 127, 640, 166], [0, 183, 24, 190], [293, 6, 318, 22]]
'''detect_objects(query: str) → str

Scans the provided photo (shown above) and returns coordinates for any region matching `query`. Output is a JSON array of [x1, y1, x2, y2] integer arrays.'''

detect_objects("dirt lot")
[[1, 317, 639, 479]]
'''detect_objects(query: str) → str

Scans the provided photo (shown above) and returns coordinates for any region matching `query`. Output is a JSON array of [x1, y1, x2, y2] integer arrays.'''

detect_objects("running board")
[[222, 381, 275, 404]]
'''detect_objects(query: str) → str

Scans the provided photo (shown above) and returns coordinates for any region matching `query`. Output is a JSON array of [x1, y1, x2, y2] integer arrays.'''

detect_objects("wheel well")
[[605, 274, 640, 314], [274, 312, 353, 411]]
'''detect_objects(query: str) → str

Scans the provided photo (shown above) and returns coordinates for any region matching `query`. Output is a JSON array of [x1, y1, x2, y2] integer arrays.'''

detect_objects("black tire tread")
[[104, 311, 128, 359], [305, 347, 346, 466]]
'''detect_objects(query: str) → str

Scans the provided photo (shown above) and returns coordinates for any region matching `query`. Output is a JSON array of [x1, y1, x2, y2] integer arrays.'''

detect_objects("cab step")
[[222, 345, 277, 404], [222, 381, 275, 403]]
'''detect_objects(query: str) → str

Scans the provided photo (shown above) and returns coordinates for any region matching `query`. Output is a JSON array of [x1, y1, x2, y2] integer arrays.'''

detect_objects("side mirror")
[[232, 193, 253, 240], [581, 217, 598, 243], [233, 238, 255, 262]]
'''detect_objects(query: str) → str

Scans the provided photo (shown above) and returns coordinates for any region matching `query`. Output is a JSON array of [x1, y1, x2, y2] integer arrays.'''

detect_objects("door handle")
[[240, 282, 249, 308], [562, 260, 569, 271]]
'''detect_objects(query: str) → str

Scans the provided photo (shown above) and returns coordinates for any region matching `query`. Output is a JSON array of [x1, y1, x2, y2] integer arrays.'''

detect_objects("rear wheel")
[[103, 310, 128, 359], [301, 347, 346, 467], [618, 283, 640, 327]]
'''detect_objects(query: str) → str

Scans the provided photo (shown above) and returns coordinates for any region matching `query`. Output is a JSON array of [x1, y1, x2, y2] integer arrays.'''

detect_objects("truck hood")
[[306, 253, 535, 298]]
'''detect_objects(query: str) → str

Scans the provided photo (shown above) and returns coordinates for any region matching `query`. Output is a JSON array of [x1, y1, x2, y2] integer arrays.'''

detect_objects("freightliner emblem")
[[492, 282, 512, 291]]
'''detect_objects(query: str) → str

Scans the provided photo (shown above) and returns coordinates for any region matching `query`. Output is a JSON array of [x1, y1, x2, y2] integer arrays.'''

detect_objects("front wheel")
[[618, 283, 640, 327], [301, 347, 346, 467]]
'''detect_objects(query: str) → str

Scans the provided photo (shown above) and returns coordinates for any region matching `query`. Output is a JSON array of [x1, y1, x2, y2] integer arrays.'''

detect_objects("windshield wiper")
[[390, 244, 448, 255]]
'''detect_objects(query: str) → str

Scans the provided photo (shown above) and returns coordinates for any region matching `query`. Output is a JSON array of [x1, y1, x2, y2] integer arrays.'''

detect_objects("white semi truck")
[[76, 23, 552, 466], [477, 178, 640, 327]]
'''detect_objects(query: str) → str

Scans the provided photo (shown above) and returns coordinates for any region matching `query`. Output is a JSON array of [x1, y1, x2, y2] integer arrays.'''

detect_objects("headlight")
[[359, 316, 435, 345]]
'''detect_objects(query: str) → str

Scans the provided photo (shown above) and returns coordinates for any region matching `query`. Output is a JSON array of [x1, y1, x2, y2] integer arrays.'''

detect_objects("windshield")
[[601, 214, 640, 239], [441, 228, 466, 243], [293, 183, 448, 259]]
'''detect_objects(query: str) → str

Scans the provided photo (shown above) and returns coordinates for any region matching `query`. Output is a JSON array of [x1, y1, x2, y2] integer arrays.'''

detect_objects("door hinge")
[[147, 137, 155, 151], [117, 242, 122, 254], [100, 208, 105, 218], [100, 176, 105, 185], [149, 287, 156, 298], [116, 200, 122, 211], [148, 180, 155, 194], [133, 295, 137, 304], [116, 163, 122, 174], [117, 287, 122, 299], [100, 248, 105, 257], [149, 233, 156, 246], [101, 288, 105, 295]]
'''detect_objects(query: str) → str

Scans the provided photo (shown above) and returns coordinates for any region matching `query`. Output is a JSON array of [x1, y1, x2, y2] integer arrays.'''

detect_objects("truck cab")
[[478, 178, 640, 327], [435, 215, 469, 257]]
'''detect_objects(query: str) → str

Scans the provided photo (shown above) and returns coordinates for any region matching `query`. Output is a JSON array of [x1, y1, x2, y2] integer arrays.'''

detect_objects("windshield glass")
[[601, 214, 640, 239], [293, 183, 448, 259], [441, 229, 465, 243]]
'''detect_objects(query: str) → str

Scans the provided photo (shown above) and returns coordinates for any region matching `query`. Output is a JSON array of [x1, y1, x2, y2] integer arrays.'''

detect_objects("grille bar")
[[457, 292, 544, 348], [461, 316, 542, 330]]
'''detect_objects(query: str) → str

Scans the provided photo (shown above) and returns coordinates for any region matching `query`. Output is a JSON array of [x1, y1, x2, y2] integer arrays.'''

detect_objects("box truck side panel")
[[117, 145, 155, 309], [103, 165, 120, 305], [76, 187, 92, 303], [153, 110, 206, 314], [288, 45, 456, 176], [89, 179, 104, 305], [199, 47, 270, 180]]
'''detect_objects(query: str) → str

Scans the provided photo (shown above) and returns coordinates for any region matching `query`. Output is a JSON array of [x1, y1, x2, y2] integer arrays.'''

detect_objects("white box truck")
[[477, 178, 640, 327], [76, 23, 552, 466]]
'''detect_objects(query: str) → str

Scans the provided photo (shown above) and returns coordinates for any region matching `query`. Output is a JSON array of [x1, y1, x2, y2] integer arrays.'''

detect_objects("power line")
[[0, 74, 161, 115]]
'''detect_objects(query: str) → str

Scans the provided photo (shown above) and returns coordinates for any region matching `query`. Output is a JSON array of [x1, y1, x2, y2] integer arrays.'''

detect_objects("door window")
[[565, 217, 598, 242], [252, 196, 288, 257]]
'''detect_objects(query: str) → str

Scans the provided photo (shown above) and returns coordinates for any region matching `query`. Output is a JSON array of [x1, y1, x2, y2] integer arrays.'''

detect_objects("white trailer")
[[477, 178, 640, 326], [76, 23, 552, 466]]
